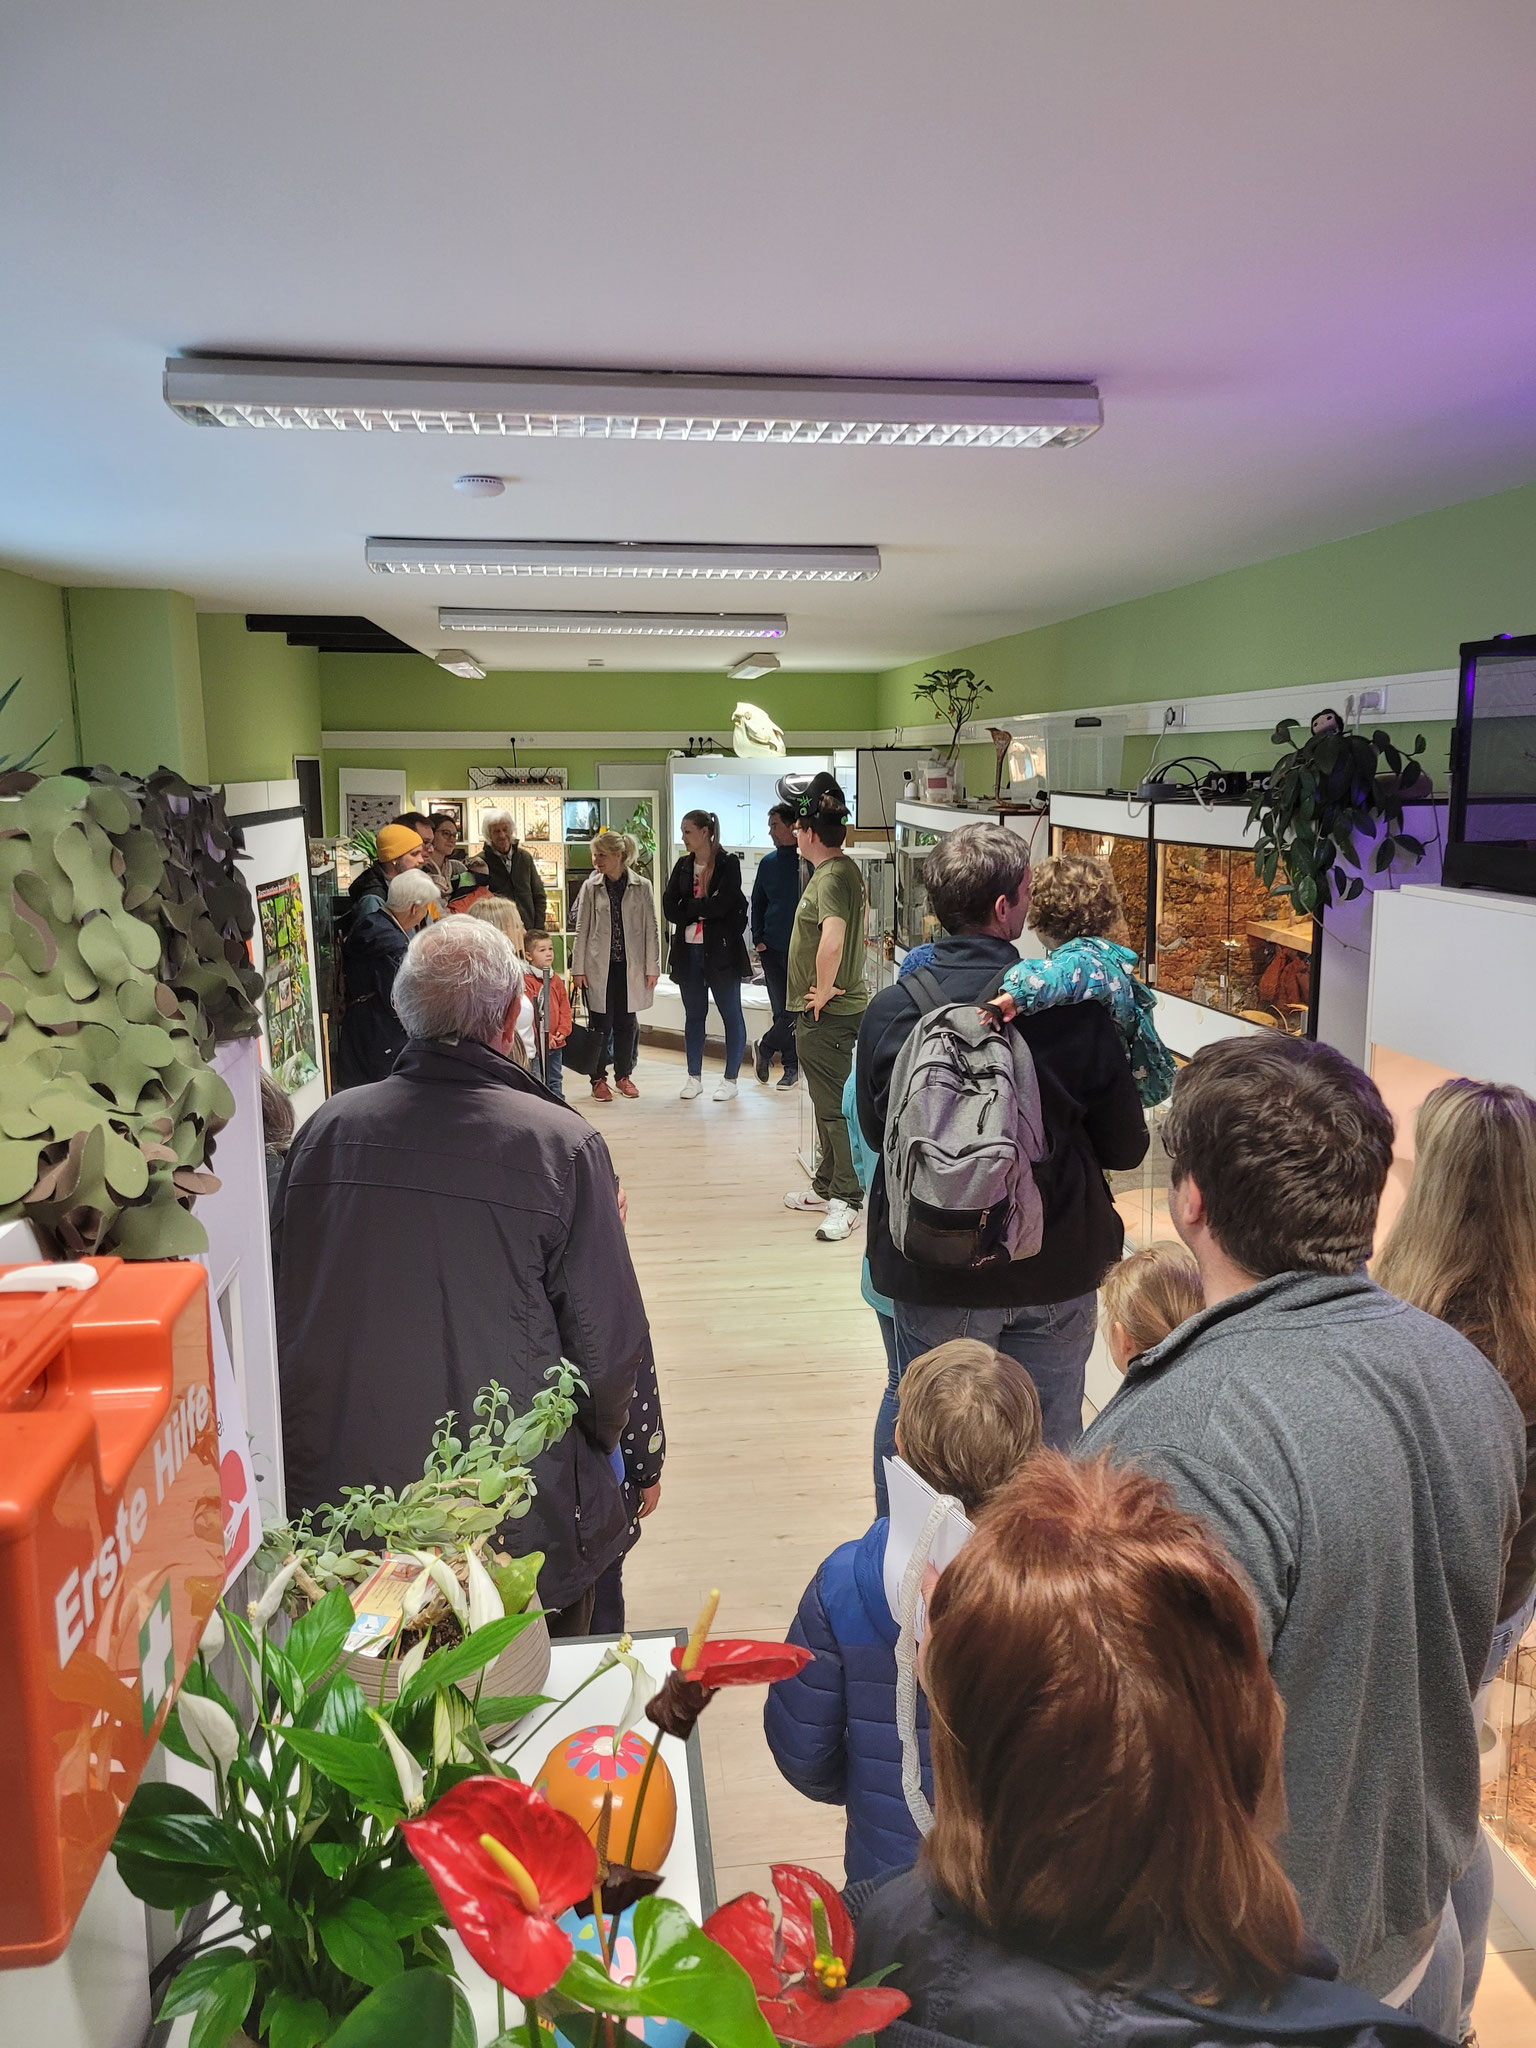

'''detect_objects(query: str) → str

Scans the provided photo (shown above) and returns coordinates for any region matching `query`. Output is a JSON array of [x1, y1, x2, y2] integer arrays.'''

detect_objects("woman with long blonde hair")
[[1375, 1076, 1536, 2041], [463, 896, 534, 1067]]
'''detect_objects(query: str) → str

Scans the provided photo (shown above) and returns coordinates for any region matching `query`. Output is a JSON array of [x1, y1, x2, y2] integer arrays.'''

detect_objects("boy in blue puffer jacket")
[[763, 1339, 1042, 1880]]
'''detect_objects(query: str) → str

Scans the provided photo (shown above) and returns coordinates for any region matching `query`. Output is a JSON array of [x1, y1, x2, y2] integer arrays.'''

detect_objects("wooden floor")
[[594, 1043, 1536, 2041]]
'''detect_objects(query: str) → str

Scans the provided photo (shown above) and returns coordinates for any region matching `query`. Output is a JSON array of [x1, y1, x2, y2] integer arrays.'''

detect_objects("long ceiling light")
[[365, 538, 880, 580], [164, 358, 1101, 448], [438, 608, 787, 639]]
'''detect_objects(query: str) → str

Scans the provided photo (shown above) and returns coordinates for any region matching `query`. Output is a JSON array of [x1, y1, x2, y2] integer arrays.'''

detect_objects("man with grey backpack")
[[856, 823, 1148, 1498]]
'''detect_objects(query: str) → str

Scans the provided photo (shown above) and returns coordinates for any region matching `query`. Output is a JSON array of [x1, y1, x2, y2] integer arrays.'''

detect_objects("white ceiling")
[[5, 1, 1536, 673]]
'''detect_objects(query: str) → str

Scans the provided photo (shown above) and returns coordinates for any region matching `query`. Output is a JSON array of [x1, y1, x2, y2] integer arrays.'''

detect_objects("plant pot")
[[342, 1611, 551, 1733]]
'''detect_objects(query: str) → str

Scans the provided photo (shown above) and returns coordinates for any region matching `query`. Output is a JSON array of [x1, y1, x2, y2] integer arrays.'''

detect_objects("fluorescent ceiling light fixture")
[[434, 648, 486, 679], [728, 652, 781, 682], [165, 357, 1101, 448], [366, 538, 880, 580], [439, 608, 787, 639]]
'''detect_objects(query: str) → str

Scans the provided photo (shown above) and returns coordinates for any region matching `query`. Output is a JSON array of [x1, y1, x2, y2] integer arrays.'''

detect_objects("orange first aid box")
[[0, 1258, 222, 1965]]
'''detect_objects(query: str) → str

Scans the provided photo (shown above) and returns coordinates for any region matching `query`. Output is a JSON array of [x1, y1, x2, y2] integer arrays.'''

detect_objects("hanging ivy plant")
[[1248, 719, 1431, 915]]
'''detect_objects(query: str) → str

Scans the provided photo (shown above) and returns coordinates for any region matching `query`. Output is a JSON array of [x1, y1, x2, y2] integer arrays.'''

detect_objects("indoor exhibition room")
[[6, 7, 1536, 2047]]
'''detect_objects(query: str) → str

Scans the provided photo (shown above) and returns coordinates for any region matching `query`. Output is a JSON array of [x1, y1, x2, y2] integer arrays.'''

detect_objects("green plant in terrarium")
[[913, 667, 992, 765]]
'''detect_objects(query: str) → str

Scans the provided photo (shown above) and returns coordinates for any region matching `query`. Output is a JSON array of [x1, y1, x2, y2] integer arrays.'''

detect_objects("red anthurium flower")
[[704, 1862, 909, 2048], [403, 1776, 598, 1998], [669, 1640, 815, 1687]]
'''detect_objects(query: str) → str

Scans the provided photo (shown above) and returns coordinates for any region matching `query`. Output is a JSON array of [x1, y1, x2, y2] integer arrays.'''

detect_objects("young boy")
[[764, 1339, 1041, 1880], [524, 931, 572, 1100]]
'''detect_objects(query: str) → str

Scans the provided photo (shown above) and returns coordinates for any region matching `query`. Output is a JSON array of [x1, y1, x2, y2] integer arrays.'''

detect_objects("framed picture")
[[534, 853, 561, 888], [414, 793, 467, 844], [339, 767, 407, 843], [563, 797, 601, 841], [544, 887, 565, 932], [519, 795, 555, 842]]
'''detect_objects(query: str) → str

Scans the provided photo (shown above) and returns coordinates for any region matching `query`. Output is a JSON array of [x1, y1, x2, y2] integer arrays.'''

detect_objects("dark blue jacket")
[[851, 1867, 1451, 2048], [763, 1521, 931, 1882], [750, 844, 802, 952]]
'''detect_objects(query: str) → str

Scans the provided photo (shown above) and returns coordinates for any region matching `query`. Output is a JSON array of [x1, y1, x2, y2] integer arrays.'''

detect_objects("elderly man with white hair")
[[333, 866, 439, 1089], [273, 915, 662, 1634], [479, 808, 547, 933]]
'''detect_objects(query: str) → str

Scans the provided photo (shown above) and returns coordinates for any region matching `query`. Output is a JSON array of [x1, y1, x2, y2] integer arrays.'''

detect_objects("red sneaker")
[[615, 1076, 639, 1098], [590, 1078, 613, 1103]]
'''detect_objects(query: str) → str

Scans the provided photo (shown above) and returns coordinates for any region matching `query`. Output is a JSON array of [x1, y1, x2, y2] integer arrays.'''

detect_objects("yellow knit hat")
[[376, 823, 424, 862]]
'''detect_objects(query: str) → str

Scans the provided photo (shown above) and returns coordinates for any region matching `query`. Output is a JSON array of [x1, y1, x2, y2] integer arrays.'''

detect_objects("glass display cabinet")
[[1153, 837, 1314, 1032], [1482, 1623, 1536, 1904], [893, 801, 1049, 960]]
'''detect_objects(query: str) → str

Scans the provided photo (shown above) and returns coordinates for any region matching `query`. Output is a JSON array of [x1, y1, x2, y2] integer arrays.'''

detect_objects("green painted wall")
[[199, 614, 321, 785], [0, 564, 79, 771], [318, 655, 881, 834], [68, 587, 208, 781], [877, 477, 1536, 730]]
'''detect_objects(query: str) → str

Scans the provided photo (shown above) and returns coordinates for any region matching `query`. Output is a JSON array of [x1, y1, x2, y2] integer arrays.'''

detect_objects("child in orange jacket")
[[524, 930, 572, 1100]]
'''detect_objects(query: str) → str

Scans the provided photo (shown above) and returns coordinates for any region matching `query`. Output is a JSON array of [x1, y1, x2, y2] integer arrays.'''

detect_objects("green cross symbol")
[[138, 1582, 175, 1734]]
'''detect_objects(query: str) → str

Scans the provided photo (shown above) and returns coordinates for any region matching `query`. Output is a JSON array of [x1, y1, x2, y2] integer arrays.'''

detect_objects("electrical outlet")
[[1162, 704, 1186, 729], [1357, 687, 1387, 717]]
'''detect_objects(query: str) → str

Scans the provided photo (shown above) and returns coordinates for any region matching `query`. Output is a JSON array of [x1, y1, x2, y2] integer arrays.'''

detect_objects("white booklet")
[[881, 1455, 975, 1640]]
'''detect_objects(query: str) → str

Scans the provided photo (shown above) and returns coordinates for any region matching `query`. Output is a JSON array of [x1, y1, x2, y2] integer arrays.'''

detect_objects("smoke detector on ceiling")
[[453, 474, 506, 497], [727, 651, 781, 683], [434, 648, 486, 679]]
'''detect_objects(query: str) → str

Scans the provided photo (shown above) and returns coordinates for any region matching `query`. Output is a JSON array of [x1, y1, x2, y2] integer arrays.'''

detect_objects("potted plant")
[[1248, 718, 1432, 915], [261, 1372, 583, 1710], [912, 668, 992, 797]]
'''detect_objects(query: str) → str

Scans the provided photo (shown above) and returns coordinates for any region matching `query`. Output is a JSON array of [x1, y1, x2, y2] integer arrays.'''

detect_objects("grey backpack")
[[883, 968, 1047, 1269]]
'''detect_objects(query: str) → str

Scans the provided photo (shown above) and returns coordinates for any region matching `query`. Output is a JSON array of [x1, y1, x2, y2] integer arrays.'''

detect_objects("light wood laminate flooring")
[[593, 1044, 1536, 2044]]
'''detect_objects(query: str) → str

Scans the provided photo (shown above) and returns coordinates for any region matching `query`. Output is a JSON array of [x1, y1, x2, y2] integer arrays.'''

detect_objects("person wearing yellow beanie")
[[348, 818, 428, 907]]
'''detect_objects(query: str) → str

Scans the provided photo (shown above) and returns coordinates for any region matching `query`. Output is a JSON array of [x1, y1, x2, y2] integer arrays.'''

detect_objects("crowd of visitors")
[[276, 788, 1534, 2048]]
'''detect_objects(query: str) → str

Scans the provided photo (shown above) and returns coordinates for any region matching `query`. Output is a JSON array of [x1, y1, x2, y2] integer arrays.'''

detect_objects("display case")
[[893, 802, 1049, 960], [1149, 803, 1316, 1055]]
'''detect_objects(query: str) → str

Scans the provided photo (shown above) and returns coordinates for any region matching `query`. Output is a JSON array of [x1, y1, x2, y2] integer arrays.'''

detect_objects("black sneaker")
[[777, 1068, 799, 1090], [754, 1041, 771, 1083]]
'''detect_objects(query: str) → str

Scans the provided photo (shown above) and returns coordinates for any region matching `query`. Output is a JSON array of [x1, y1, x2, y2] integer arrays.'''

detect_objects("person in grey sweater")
[[1079, 1035, 1523, 2039]]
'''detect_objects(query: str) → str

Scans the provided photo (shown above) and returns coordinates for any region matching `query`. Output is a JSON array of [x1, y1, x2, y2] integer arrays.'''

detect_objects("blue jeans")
[[757, 945, 797, 1074], [1395, 1895, 1463, 2040], [1449, 1584, 1536, 2034], [544, 1047, 565, 1101], [877, 1292, 1096, 1503], [677, 944, 747, 1079]]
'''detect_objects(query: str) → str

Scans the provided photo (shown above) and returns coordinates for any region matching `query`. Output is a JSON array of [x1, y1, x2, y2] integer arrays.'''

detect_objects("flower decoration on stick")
[[644, 1589, 813, 1743], [402, 1776, 597, 1998], [706, 1864, 909, 2047]]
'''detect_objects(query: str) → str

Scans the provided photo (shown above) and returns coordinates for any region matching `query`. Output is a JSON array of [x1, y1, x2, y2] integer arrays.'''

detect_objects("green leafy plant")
[[115, 1585, 542, 2048], [1248, 719, 1431, 915], [261, 1372, 582, 1611], [351, 828, 380, 865], [620, 803, 657, 880], [0, 676, 57, 779], [913, 667, 992, 764]]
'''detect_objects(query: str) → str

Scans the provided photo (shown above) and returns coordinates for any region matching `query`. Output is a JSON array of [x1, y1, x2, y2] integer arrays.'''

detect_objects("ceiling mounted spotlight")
[[434, 648, 487, 678], [452, 474, 505, 497], [364, 538, 879, 580], [164, 357, 1102, 449], [727, 652, 782, 682], [438, 608, 787, 639]]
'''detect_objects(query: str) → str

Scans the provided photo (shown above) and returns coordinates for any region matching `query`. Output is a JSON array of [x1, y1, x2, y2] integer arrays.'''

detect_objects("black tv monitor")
[[1445, 632, 1536, 897]]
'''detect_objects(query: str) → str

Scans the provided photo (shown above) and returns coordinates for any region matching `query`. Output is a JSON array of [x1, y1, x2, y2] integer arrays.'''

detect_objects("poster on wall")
[[344, 790, 402, 840], [256, 876, 320, 1092]]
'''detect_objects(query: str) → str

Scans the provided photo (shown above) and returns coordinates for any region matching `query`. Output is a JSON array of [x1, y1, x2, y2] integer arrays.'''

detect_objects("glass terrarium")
[[1482, 1618, 1536, 1891], [1154, 840, 1314, 1032], [1049, 823, 1151, 969], [895, 815, 946, 953]]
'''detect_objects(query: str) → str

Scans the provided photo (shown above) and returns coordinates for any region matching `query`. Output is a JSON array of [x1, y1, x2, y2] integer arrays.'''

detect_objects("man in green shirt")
[[784, 782, 868, 1241]]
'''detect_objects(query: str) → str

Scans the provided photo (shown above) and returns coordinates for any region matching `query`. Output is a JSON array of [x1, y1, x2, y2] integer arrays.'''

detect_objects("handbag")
[[561, 983, 607, 1079]]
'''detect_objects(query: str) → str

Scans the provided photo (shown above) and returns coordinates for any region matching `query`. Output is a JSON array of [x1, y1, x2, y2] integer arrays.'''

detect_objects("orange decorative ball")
[[535, 1723, 677, 1873]]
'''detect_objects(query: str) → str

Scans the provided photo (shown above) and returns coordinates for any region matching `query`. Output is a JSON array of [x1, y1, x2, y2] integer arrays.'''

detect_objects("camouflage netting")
[[0, 768, 264, 1259]]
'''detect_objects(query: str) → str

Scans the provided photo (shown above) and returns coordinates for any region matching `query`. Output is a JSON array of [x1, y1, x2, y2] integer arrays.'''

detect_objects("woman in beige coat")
[[571, 831, 660, 1102]]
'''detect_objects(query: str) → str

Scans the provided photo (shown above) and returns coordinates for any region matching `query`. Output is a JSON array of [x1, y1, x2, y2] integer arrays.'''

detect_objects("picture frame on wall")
[[339, 767, 407, 843], [414, 793, 468, 844], [544, 887, 565, 932]]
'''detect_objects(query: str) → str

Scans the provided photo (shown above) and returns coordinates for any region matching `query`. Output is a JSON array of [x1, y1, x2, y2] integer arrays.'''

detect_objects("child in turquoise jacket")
[[993, 853, 1175, 1108]]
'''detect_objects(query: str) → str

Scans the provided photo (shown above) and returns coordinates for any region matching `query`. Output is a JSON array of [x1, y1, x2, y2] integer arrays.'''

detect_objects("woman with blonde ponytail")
[[1375, 1075, 1536, 2041]]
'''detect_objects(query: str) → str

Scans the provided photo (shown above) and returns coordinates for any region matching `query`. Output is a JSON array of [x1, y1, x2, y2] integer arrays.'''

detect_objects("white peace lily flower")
[[402, 1564, 434, 1623], [248, 1557, 302, 1636], [179, 1691, 240, 1779], [197, 1607, 225, 1660], [614, 1649, 658, 1737], [395, 1634, 429, 1689], [463, 1546, 505, 1633], [369, 1711, 426, 1814], [425, 1554, 469, 1626]]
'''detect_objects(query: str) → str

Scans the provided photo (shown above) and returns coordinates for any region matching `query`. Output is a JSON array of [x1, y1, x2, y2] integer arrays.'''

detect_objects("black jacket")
[[662, 851, 752, 981], [851, 1867, 1448, 2048], [271, 1036, 658, 1610], [750, 844, 803, 952], [483, 842, 547, 933], [334, 904, 411, 1090], [856, 934, 1148, 1308]]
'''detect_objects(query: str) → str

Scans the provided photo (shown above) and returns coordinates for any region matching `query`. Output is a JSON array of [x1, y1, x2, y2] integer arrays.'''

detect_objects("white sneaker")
[[784, 1190, 829, 1212], [816, 1199, 861, 1242], [679, 1075, 703, 1100], [713, 1079, 738, 1101]]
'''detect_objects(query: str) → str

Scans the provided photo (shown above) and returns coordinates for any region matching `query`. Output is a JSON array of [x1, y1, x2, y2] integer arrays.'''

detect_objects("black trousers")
[[590, 956, 638, 1080], [757, 945, 798, 1073]]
